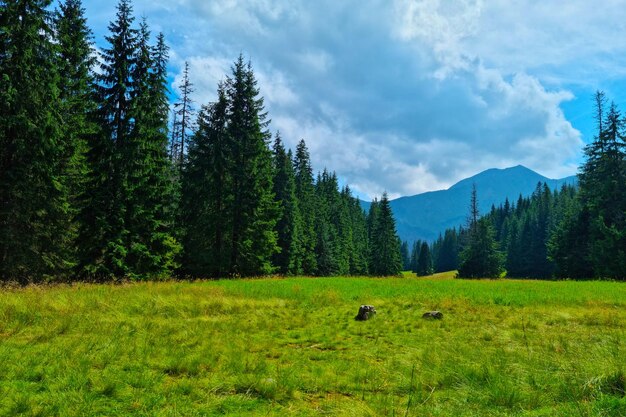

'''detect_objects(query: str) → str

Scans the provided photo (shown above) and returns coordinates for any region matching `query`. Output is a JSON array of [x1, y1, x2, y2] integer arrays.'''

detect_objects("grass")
[[1, 272, 626, 416]]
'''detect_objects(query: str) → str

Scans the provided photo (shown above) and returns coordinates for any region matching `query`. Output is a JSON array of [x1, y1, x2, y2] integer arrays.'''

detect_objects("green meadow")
[[1, 273, 626, 416]]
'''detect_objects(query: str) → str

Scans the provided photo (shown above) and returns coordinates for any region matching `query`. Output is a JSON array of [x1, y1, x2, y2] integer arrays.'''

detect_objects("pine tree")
[[458, 185, 503, 278], [369, 193, 402, 276], [314, 170, 342, 275], [173, 61, 194, 173], [181, 84, 231, 277], [1, 0, 71, 281], [272, 133, 302, 274], [54, 0, 96, 273], [226, 56, 279, 275], [294, 139, 318, 274], [77, 0, 138, 278], [124, 20, 180, 277], [347, 193, 369, 275], [410, 240, 421, 273], [401, 241, 410, 271], [577, 93, 626, 278], [416, 241, 433, 276]]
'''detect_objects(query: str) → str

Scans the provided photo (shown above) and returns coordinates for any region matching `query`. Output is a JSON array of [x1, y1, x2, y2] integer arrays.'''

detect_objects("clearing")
[[1, 272, 626, 416]]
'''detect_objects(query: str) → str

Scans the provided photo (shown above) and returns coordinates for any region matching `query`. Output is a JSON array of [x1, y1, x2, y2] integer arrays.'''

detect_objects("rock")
[[422, 311, 443, 320], [355, 305, 376, 321]]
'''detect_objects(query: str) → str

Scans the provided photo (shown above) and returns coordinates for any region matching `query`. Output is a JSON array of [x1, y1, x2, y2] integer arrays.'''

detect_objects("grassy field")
[[1, 272, 626, 416]]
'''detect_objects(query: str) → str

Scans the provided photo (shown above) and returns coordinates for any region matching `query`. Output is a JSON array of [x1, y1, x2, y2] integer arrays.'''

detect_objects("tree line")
[[419, 91, 626, 280], [0, 0, 403, 283]]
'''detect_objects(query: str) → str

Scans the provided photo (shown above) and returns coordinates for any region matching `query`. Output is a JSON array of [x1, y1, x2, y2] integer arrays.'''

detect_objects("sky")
[[76, 0, 626, 199]]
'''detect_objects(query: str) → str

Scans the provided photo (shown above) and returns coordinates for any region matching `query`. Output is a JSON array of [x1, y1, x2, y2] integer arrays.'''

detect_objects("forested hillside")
[[0, 0, 402, 282], [427, 92, 626, 280]]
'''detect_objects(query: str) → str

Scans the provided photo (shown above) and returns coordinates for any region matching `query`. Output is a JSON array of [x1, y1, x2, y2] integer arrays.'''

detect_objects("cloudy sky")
[[78, 0, 626, 199]]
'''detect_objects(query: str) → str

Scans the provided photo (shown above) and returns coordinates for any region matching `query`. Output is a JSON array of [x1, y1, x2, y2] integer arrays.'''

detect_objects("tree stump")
[[355, 305, 376, 321], [422, 311, 443, 320]]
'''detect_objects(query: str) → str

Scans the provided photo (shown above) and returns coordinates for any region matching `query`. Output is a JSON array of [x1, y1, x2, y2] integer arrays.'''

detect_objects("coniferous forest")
[[2, 0, 626, 283], [0, 0, 402, 283], [429, 92, 626, 280]]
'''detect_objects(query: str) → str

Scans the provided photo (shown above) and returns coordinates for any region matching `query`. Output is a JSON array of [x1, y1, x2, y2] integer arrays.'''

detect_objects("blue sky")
[[75, 0, 626, 199]]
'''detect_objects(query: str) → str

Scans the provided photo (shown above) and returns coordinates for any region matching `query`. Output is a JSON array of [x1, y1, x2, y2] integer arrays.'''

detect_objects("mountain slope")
[[361, 165, 577, 243]]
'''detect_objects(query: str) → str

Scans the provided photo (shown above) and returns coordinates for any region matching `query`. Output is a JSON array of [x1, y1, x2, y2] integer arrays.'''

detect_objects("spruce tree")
[[0, 0, 70, 281], [54, 0, 96, 274], [181, 84, 231, 277], [410, 240, 421, 273], [125, 20, 180, 277], [272, 133, 302, 274], [401, 241, 410, 271], [416, 241, 433, 276], [226, 56, 279, 275], [347, 193, 369, 275], [458, 185, 503, 278], [294, 139, 318, 274], [173, 61, 194, 173], [77, 0, 138, 278], [314, 170, 342, 275], [369, 193, 402, 276]]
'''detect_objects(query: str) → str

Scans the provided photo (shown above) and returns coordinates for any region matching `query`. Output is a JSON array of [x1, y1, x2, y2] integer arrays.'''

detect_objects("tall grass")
[[1, 273, 625, 416]]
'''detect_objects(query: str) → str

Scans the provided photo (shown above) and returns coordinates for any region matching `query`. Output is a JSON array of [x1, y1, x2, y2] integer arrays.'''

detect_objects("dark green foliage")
[[0, 1, 402, 281], [125, 21, 180, 277], [77, 0, 178, 279], [458, 186, 503, 278], [577, 95, 626, 279], [226, 57, 279, 276], [432, 229, 459, 272], [294, 140, 318, 275], [314, 170, 344, 275], [182, 56, 279, 277], [548, 199, 593, 279], [272, 134, 302, 274], [401, 241, 410, 270], [410, 240, 421, 273], [54, 0, 95, 261], [369, 193, 402, 276], [0, 0, 71, 281], [181, 84, 231, 277], [416, 241, 433, 276], [77, 0, 137, 278]]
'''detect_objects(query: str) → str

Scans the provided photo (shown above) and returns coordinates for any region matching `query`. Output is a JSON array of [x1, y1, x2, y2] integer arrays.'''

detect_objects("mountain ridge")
[[361, 165, 578, 243]]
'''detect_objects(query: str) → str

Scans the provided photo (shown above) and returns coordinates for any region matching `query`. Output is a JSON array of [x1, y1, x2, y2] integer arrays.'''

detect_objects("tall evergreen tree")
[[173, 61, 194, 172], [0, 0, 69, 281], [77, 0, 138, 278], [416, 241, 433, 276], [577, 94, 626, 278], [369, 193, 402, 276], [458, 185, 503, 278], [124, 20, 180, 277], [54, 0, 95, 270], [181, 84, 231, 277], [401, 241, 410, 271], [293, 139, 318, 274], [272, 133, 302, 274], [226, 56, 279, 275]]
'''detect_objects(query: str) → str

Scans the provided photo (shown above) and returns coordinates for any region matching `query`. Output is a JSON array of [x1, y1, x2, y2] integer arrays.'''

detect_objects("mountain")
[[361, 165, 577, 243]]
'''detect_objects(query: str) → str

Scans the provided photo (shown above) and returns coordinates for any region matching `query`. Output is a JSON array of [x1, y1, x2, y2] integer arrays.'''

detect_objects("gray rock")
[[422, 311, 443, 320], [355, 305, 376, 321]]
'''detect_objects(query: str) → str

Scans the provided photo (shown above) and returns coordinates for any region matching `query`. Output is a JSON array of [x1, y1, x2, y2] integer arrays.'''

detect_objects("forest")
[[2, 0, 626, 283], [0, 0, 402, 283], [414, 91, 626, 280]]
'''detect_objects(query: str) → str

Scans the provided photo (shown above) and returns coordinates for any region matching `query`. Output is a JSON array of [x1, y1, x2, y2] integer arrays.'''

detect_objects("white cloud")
[[81, 0, 626, 198]]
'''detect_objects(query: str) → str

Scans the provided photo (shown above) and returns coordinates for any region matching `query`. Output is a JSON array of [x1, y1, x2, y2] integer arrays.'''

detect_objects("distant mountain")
[[361, 165, 577, 243]]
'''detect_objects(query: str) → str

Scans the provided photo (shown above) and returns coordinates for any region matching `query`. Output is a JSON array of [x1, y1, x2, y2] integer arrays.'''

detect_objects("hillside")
[[361, 165, 577, 243]]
